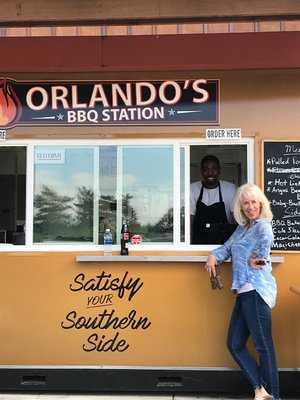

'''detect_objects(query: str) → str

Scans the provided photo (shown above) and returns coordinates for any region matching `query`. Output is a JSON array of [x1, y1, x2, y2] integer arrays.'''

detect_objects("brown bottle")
[[210, 265, 223, 290], [120, 223, 130, 255]]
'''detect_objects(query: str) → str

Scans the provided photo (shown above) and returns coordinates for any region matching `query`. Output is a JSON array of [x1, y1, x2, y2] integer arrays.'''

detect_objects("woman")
[[206, 183, 280, 400]]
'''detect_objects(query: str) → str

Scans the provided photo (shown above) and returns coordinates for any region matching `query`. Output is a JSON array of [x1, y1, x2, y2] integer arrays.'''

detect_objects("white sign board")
[[0, 130, 7, 140], [206, 128, 241, 140], [35, 149, 65, 164]]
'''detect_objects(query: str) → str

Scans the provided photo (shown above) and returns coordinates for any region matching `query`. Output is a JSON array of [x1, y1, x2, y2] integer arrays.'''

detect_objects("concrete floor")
[[0, 393, 297, 399], [0, 396, 251, 400]]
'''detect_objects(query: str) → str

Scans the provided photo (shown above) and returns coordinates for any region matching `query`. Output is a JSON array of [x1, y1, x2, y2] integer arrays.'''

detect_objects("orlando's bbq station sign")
[[0, 78, 219, 128]]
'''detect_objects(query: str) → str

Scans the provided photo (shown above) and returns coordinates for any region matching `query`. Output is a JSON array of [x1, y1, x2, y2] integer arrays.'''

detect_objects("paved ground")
[[0, 394, 296, 399], [0, 396, 251, 400]]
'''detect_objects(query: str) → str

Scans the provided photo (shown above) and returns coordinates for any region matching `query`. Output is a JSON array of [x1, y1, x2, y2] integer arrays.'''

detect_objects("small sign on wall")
[[35, 149, 65, 164], [206, 128, 241, 139], [0, 129, 6, 140]]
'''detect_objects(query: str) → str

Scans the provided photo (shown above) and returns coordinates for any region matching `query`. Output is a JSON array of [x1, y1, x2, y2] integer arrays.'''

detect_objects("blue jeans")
[[227, 290, 280, 400]]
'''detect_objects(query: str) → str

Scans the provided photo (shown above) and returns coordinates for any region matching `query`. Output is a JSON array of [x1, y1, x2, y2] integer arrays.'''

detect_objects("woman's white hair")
[[233, 183, 273, 225]]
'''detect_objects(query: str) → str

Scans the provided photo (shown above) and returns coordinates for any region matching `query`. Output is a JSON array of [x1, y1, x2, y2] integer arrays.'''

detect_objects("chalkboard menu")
[[264, 141, 300, 251]]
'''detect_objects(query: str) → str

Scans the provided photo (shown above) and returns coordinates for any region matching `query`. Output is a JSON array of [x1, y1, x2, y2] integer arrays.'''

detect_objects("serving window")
[[189, 144, 249, 245], [33, 144, 173, 245], [0, 139, 253, 249]]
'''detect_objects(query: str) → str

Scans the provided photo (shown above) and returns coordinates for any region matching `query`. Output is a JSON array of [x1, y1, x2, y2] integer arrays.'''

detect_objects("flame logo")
[[0, 79, 20, 127]]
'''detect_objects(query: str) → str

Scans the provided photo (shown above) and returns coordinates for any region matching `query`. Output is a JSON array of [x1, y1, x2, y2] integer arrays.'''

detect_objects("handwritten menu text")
[[264, 141, 300, 250]]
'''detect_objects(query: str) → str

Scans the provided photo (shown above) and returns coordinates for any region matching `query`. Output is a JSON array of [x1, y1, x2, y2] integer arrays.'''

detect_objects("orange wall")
[[1, 69, 300, 367], [0, 252, 299, 367], [6, 69, 300, 141]]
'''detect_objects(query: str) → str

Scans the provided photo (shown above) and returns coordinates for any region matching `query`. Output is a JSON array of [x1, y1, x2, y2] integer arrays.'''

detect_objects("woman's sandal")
[[254, 386, 273, 400]]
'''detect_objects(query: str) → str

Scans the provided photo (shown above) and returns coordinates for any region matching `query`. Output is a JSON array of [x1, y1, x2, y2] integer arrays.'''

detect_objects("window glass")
[[33, 146, 94, 243], [99, 146, 117, 243], [122, 146, 173, 243], [33, 144, 173, 245]]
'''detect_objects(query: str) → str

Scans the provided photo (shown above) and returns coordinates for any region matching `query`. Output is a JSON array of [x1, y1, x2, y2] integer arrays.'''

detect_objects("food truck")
[[0, 4, 300, 397]]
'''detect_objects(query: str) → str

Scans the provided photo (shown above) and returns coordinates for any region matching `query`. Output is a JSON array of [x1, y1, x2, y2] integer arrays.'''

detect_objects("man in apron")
[[190, 155, 237, 244]]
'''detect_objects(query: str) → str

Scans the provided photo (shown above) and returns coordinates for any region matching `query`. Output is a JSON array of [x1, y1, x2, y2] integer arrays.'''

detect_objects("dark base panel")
[[0, 369, 298, 396]]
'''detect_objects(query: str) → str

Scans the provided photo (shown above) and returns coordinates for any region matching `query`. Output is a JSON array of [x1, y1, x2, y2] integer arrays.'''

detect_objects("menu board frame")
[[262, 140, 300, 253]]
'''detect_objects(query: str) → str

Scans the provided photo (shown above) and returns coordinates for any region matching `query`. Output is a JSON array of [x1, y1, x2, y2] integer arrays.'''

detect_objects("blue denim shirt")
[[212, 218, 277, 308]]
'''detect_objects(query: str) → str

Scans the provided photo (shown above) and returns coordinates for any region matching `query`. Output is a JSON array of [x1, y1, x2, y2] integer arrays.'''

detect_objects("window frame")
[[182, 139, 254, 249], [0, 138, 254, 252]]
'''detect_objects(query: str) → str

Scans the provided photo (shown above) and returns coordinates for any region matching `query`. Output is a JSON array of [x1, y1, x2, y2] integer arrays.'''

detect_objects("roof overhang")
[[0, 32, 299, 73]]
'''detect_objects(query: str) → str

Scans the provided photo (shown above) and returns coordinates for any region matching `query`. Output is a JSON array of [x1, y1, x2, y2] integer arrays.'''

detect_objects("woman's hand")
[[205, 254, 217, 277], [249, 254, 266, 269]]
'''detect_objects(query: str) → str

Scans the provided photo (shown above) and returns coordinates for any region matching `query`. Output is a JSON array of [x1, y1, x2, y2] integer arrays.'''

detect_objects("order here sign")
[[206, 128, 241, 139]]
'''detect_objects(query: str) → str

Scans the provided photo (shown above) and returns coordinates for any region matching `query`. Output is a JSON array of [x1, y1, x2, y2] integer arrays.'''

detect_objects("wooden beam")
[[1, 0, 300, 26], [0, 32, 300, 72]]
